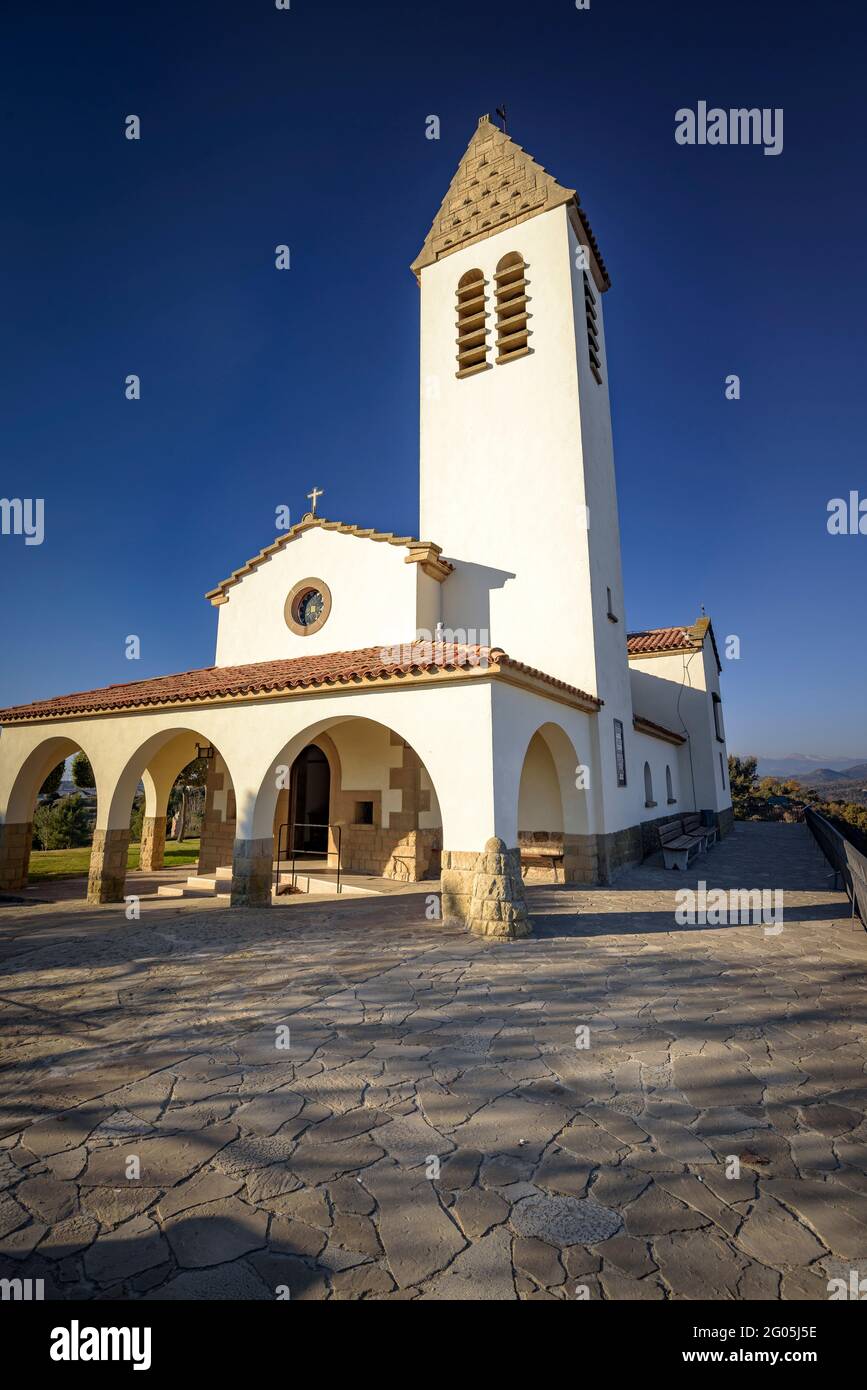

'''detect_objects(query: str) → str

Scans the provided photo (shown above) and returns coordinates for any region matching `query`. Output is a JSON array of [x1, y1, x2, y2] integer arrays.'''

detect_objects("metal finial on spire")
[[306, 486, 324, 516]]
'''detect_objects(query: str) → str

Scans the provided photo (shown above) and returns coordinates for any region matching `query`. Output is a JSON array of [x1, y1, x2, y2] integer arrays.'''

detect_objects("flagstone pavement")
[[1, 821, 866, 1301]]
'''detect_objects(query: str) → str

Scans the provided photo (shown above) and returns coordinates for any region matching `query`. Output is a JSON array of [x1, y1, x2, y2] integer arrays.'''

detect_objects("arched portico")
[[239, 715, 446, 906], [91, 724, 240, 904], [0, 734, 103, 895]]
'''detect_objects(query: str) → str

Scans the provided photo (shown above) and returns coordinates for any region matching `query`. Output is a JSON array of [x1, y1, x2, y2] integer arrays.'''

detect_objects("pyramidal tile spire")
[[411, 113, 577, 279]]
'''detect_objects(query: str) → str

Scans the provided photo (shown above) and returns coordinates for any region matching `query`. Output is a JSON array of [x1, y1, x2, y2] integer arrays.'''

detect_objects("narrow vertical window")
[[720, 751, 726, 787], [644, 762, 655, 807], [584, 272, 602, 383], [495, 252, 530, 363], [666, 765, 675, 804], [613, 718, 627, 787], [456, 269, 489, 378], [712, 692, 725, 742]]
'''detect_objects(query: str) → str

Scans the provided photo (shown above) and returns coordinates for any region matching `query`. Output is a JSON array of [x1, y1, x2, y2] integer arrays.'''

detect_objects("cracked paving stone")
[[512, 1236, 565, 1287], [422, 1225, 517, 1300], [362, 1162, 465, 1289], [233, 1089, 305, 1137], [438, 1148, 484, 1192], [600, 1268, 667, 1299], [80, 1187, 157, 1228], [330, 1263, 395, 1299], [329, 1210, 381, 1256], [162, 1196, 268, 1267], [38, 1215, 100, 1260], [15, 1176, 78, 1226], [247, 1250, 329, 1300], [243, 1165, 302, 1205], [763, 1179, 867, 1260], [145, 1259, 272, 1301], [651, 1229, 750, 1299], [81, 1120, 238, 1188], [269, 1215, 327, 1259], [596, 1233, 658, 1278], [623, 1185, 709, 1237], [372, 1112, 454, 1168], [511, 1192, 621, 1246], [83, 1213, 169, 1284], [451, 1187, 509, 1240], [796, 1103, 861, 1136], [156, 1171, 242, 1220], [327, 1173, 372, 1217], [0, 1221, 49, 1259], [288, 1132, 385, 1186], [0, 1191, 29, 1239], [533, 1149, 592, 1199]]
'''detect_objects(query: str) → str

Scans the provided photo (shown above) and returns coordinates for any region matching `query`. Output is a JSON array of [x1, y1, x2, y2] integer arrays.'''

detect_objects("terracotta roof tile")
[[626, 626, 696, 656], [0, 643, 601, 724]]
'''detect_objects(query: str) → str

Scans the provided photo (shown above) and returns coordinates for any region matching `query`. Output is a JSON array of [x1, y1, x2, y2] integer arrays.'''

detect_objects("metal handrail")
[[274, 821, 341, 897], [804, 807, 867, 928]]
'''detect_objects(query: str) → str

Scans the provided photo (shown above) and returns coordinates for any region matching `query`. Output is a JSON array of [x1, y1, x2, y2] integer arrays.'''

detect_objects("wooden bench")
[[659, 819, 705, 871], [682, 813, 717, 849], [520, 847, 565, 882]]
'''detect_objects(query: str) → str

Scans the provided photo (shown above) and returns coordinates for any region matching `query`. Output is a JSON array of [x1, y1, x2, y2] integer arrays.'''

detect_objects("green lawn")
[[27, 838, 201, 882]]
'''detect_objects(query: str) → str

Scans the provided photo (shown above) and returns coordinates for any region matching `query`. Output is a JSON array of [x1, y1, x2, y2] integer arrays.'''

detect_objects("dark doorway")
[[290, 744, 330, 856]]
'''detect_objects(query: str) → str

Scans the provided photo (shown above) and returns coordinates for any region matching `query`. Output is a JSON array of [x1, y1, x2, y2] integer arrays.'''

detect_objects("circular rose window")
[[284, 578, 332, 636]]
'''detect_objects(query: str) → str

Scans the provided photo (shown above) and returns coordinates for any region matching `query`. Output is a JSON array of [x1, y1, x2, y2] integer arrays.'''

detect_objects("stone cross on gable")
[[307, 486, 324, 516]]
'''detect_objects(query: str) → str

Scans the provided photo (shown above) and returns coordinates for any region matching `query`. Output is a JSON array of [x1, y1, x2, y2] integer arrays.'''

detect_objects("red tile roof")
[[626, 626, 696, 656], [627, 617, 722, 673], [0, 643, 601, 724]]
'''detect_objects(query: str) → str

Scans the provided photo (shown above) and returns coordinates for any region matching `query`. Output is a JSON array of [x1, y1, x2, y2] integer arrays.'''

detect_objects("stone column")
[[87, 828, 130, 904], [139, 816, 166, 872], [441, 838, 532, 939], [199, 758, 236, 874], [230, 837, 273, 907], [0, 822, 33, 892]]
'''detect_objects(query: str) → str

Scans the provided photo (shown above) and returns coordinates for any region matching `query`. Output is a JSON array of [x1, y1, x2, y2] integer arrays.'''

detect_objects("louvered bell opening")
[[495, 253, 529, 362], [583, 273, 603, 382], [456, 270, 489, 377]]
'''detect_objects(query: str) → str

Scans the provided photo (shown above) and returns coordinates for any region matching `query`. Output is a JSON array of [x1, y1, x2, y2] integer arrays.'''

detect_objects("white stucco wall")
[[629, 642, 731, 815], [213, 528, 437, 667]]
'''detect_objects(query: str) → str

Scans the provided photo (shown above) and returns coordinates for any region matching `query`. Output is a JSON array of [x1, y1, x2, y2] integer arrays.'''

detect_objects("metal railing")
[[274, 821, 341, 897], [804, 807, 867, 928]]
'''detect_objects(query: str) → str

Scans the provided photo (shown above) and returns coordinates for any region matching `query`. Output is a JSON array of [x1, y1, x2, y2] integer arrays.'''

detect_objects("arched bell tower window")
[[495, 252, 530, 363], [455, 269, 490, 378]]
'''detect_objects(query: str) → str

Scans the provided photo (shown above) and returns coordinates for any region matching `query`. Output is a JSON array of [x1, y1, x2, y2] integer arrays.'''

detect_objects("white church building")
[[0, 115, 732, 938]]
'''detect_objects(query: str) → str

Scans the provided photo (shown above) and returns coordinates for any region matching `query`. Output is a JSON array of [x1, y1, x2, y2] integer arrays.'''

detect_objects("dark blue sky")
[[1, 0, 865, 758]]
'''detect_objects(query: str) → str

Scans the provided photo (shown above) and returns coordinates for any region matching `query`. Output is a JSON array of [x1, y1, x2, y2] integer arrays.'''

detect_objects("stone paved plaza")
[[1, 822, 866, 1300]]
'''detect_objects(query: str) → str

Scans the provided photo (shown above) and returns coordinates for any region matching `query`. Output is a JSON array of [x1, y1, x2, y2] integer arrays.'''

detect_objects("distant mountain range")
[[752, 755, 867, 779]]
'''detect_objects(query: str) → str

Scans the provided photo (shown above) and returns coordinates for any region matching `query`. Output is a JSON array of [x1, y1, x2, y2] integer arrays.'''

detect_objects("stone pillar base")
[[139, 816, 166, 872], [230, 837, 273, 907], [87, 828, 130, 904], [0, 822, 33, 892], [442, 839, 532, 940]]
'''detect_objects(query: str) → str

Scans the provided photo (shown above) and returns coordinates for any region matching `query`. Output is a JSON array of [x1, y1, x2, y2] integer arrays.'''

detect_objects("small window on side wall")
[[666, 765, 675, 804], [644, 761, 656, 808], [613, 718, 627, 787], [712, 692, 725, 742], [456, 269, 489, 378], [354, 800, 374, 825], [720, 752, 726, 788]]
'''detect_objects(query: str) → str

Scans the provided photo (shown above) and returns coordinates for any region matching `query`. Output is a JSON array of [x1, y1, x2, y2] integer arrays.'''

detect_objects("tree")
[[38, 762, 64, 802], [32, 794, 91, 850], [71, 752, 96, 789], [168, 757, 209, 841], [727, 754, 758, 818]]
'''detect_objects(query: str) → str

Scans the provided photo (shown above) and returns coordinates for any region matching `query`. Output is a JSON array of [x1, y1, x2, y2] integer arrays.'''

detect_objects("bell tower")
[[413, 115, 630, 740]]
